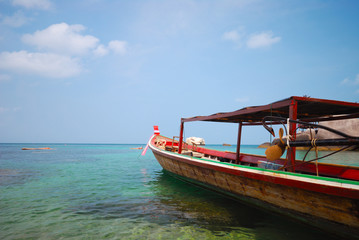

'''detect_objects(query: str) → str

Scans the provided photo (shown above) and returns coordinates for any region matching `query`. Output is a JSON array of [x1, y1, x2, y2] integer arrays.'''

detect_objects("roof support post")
[[235, 122, 242, 164], [178, 120, 184, 154], [287, 100, 297, 172]]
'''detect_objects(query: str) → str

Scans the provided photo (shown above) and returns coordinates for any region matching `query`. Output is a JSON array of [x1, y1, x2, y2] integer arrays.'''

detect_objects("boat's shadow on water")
[[68, 169, 340, 239], [147, 171, 340, 239], [148, 170, 263, 228]]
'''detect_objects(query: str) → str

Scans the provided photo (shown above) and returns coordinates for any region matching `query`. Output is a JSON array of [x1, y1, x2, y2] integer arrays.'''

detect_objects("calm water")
[[0, 143, 347, 239]]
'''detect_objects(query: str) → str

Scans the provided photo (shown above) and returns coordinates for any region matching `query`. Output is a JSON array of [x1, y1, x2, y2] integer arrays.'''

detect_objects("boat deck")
[[155, 135, 359, 182]]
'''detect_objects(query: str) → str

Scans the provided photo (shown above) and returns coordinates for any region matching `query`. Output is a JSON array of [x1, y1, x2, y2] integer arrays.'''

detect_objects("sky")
[[0, 0, 358, 144]]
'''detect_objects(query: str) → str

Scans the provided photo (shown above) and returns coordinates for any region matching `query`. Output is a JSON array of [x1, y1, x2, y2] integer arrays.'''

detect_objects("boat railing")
[[152, 133, 359, 181], [171, 136, 179, 149]]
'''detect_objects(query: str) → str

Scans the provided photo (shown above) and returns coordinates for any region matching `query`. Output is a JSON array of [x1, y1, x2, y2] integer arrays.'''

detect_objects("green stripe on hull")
[[162, 169, 359, 240], [159, 148, 359, 186]]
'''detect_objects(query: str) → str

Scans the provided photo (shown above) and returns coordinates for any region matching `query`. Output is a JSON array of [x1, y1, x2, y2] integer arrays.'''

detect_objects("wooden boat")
[[147, 96, 359, 239], [22, 147, 51, 150]]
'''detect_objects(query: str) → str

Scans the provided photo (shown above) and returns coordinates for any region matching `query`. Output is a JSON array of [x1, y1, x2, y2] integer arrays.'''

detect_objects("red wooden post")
[[287, 100, 297, 172], [178, 121, 184, 154], [236, 122, 242, 164]]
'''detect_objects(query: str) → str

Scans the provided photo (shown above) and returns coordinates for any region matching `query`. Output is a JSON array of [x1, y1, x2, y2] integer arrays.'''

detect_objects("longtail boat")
[[146, 96, 359, 239]]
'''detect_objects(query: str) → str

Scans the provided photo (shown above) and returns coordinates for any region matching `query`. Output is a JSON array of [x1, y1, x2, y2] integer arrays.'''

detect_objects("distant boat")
[[131, 147, 143, 150], [22, 147, 51, 150], [222, 143, 231, 146], [147, 96, 359, 239]]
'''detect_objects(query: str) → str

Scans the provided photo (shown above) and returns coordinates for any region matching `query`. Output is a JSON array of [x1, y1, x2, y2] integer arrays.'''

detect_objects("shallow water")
[[0, 143, 347, 239]]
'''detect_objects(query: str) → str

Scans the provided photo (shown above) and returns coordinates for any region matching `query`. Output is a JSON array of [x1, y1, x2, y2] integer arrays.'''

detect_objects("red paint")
[[341, 169, 359, 181], [178, 121, 184, 154], [151, 135, 359, 181], [152, 146, 359, 199], [236, 122, 242, 164], [153, 126, 160, 135], [287, 99, 297, 172], [152, 96, 359, 201]]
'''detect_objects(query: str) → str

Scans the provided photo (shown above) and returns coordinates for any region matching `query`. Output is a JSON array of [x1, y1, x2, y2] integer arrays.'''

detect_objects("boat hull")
[[150, 144, 359, 238]]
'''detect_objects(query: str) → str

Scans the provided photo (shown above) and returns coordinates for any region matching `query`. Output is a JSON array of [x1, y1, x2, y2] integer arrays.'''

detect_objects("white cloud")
[[223, 29, 280, 49], [341, 78, 350, 85], [22, 23, 99, 56], [246, 31, 281, 49], [341, 74, 359, 94], [1, 11, 29, 27], [108, 40, 127, 55], [12, 0, 52, 10], [93, 44, 109, 57], [0, 51, 82, 78], [1, 22, 127, 79], [222, 30, 241, 42], [341, 74, 359, 85], [93, 41, 127, 57]]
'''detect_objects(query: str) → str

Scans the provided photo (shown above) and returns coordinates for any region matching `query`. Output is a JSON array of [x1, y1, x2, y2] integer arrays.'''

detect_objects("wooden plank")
[[235, 122, 242, 164], [287, 99, 297, 172], [152, 150, 359, 230]]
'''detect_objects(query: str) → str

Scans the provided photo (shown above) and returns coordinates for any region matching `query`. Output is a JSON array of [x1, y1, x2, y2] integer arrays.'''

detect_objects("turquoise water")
[[0, 143, 344, 239], [211, 145, 359, 167]]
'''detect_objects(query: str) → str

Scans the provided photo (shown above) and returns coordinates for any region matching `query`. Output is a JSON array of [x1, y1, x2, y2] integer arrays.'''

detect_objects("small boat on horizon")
[[22, 147, 51, 150], [146, 96, 359, 239], [131, 147, 143, 150]]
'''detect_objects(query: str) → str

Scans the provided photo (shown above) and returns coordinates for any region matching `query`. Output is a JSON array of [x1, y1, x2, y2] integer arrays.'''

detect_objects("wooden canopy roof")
[[181, 96, 359, 124]]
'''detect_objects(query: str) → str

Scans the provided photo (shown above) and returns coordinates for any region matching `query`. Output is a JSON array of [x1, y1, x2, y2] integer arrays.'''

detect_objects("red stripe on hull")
[[154, 148, 359, 199], [150, 145, 359, 232]]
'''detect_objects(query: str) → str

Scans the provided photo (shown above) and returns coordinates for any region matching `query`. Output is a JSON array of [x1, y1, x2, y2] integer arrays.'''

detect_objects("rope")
[[315, 146, 319, 176], [311, 138, 318, 148], [294, 145, 352, 169], [302, 147, 313, 161], [286, 118, 291, 147]]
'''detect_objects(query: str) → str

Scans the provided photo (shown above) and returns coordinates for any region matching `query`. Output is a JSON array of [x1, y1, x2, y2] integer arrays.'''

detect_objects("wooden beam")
[[178, 121, 184, 154], [236, 122, 242, 164], [287, 99, 297, 172]]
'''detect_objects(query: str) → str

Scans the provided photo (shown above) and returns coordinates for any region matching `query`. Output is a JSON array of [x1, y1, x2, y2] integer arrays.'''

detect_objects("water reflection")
[[147, 171, 340, 240], [69, 169, 340, 240], [148, 171, 266, 229]]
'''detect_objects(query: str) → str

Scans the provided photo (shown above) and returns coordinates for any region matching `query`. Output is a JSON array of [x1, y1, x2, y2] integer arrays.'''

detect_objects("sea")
[[0, 143, 352, 240]]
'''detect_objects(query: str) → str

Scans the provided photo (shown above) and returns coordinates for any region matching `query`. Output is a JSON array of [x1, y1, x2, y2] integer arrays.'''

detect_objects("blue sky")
[[0, 0, 358, 144]]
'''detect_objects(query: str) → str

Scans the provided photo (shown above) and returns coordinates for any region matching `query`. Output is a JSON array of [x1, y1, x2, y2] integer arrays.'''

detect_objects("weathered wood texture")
[[153, 151, 359, 229]]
